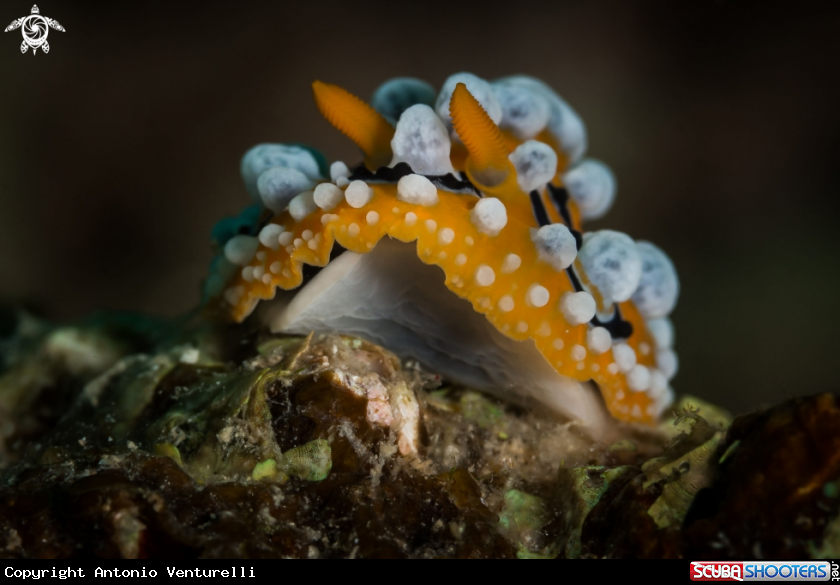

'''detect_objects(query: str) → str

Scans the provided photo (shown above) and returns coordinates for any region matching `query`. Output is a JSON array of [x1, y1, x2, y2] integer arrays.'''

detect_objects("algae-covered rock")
[[0, 310, 839, 558], [682, 393, 840, 559], [282, 439, 331, 481]]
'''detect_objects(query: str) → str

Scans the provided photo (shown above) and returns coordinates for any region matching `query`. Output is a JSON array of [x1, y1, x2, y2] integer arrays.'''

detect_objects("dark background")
[[1, 0, 838, 416]]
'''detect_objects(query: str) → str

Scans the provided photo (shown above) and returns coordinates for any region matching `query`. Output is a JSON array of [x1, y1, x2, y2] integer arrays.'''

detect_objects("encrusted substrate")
[[0, 310, 838, 559]]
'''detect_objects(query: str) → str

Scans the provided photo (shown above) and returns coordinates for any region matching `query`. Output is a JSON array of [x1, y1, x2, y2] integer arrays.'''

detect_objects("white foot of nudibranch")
[[260, 237, 618, 440]]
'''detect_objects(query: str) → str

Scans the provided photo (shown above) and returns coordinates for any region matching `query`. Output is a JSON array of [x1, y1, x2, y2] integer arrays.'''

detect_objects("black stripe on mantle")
[[349, 162, 479, 195]]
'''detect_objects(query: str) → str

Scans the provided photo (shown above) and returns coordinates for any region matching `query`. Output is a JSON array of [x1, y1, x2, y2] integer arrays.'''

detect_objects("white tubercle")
[[559, 291, 596, 325], [501, 253, 521, 274], [563, 159, 616, 221], [647, 318, 674, 349], [223, 284, 242, 305], [631, 241, 680, 319], [435, 72, 502, 129], [493, 83, 551, 140], [344, 180, 374, 208], [474, 265, 495, 287], [656, 348, 679, 380], [330, 161, 350, 181], [577, 230, 642, 304], [612, 343, 637, 373], [526, 284, 550, 307], [648, 369, 668, 399], [586, 327, 612, 354], [256, 167, 314, 214], [509, 140, 558, 193], [532, 224, 578, 271], [258, 224, 285, 251], [224, 235, 259, 267], [438, 227, 455, 245], [498, 295, 515, 312], [396, 174, 439, 206], [288, 190, 317, 222], [389, 104, 456, 176], [278, 232, 294, 247], [470, 197, 507, 236], [313, 182, 344, 211], [626, 365, 651, 392]]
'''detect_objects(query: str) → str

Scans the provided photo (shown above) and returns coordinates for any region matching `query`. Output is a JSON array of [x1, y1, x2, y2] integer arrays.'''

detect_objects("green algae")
[[252, 458, 289, 483], [499, 489, 547, 533], [460, 391, 504, 430], [555, 464, 635, 558], [646, 431, 725, 529], [153, 442, 182, 466]]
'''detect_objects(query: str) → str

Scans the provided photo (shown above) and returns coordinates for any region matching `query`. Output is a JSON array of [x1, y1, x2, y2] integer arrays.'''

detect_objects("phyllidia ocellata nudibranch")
[[204, 73, 679, 426]]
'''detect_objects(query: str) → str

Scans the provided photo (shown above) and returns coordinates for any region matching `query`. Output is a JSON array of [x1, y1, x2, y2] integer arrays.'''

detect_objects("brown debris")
[[1, 312, 839, 558]]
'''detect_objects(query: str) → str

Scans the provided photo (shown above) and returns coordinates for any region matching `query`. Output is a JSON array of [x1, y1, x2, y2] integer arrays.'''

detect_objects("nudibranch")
[[204, 73, 679, 433]]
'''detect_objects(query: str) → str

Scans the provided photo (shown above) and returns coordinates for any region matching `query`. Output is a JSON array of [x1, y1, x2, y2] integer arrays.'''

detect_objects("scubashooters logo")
[[4, 5, 64, 54], [691, 561, 836, 581]]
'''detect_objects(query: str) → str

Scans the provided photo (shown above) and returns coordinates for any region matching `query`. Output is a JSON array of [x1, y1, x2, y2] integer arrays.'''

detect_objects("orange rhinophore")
[[312, 80, 394, 170], [208, 74, 679, 432], [450, 83, 512, 182]]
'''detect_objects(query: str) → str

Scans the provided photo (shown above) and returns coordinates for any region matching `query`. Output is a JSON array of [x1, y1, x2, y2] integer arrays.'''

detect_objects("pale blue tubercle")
[[240, 144, 326, 204], [493, 76, 588, 164], [370, 77, 436, 125], [563, 159, 616, 221]]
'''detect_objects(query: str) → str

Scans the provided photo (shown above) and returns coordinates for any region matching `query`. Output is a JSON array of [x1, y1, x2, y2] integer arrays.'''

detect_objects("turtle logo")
[[4, 5, 64, 55]]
